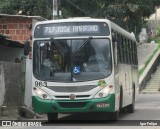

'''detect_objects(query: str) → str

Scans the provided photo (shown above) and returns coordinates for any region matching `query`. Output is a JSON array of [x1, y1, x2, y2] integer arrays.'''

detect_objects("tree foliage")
[[0, 0, 53, 19], [0, 0, 160, 37], [60, 0, 160, 38]]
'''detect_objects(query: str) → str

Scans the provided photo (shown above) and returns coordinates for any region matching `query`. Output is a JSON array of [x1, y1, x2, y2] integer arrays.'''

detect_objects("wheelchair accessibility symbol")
[[73, 66, 80, 74]]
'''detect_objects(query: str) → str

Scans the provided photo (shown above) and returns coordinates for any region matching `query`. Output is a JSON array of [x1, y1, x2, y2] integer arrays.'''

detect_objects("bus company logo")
[[69, 94, 76, 100], [2, 121, 11, 126]]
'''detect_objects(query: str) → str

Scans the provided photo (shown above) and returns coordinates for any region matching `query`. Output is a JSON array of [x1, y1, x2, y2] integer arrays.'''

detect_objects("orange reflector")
[[109, 85, 113, 88]]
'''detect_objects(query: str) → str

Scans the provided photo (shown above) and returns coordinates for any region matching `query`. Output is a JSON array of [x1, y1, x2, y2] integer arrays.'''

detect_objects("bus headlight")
[[94, 85, 113, 98], [33, 87, 52, 99]]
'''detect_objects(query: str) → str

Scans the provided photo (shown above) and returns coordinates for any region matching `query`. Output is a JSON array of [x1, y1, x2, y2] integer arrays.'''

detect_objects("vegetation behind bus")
[[1, 0, 160, 39], [139, 40, 160, 76]]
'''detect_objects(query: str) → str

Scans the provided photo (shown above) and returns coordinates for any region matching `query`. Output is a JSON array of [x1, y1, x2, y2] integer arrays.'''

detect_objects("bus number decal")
[[35, 81, 47, 87]]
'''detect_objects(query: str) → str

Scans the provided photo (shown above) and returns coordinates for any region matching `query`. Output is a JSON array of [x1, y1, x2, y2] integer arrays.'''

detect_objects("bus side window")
[[115, 33, 119, 64], [127, 39, 130, 64], [134, 42, 137, 65], [135, 43, 138, 65], [119, 35, 123, 63], [112, 31, 120, 65], [122, 36, 125, 63], [124, 38, 128, 64], [128, 40, 132, 64], [116, 33, 120, 64], [131, 41, 134, 65], [134, 42, 138, 65]]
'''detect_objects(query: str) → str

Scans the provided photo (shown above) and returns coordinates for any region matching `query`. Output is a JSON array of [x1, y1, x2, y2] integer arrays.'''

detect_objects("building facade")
[[0, 14, 45, 113], [0, 14, 45, 62]]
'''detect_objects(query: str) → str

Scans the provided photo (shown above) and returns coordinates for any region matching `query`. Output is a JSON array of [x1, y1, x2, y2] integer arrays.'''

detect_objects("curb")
[[19, 106, 45, 118]]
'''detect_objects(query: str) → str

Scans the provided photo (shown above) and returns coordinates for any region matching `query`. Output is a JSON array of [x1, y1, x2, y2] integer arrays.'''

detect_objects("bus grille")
[[47, 85, 97, 92], [58, 102, 87, 108], [55, 95, 90, 99]]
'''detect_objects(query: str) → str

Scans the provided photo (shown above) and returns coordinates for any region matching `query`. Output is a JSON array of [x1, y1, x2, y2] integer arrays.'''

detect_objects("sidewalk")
[[0, 108, 20, 120]]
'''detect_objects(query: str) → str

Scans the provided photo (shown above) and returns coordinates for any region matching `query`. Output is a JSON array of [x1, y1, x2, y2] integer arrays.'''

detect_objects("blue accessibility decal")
[[73, 66, 80, 74]]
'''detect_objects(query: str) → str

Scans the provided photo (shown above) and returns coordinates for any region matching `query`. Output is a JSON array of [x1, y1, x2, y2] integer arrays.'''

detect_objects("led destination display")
[[34, 22, 109, 38], [44, 25, 99, 34]]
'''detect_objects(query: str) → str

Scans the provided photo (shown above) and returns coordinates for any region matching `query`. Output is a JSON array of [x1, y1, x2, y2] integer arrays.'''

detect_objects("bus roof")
[[34, 18, 136, 42], [35, 17, 111, 25], [110, 21, 136, 42]]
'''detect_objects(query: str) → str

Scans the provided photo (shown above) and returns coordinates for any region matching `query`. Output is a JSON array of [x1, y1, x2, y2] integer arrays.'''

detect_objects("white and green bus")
[[31, 18, 139, 121]]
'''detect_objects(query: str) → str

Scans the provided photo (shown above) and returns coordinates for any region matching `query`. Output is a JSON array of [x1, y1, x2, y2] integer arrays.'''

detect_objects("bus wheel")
[[47, 113, 58, 122], [119, 86, 123, 111], [126, 87, 135, 113], [110, 111, 119, 120]]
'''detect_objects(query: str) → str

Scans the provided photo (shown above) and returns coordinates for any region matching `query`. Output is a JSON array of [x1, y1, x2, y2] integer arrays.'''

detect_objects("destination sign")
[[34, 22, 109, 38], [44, 25, 99, 35]]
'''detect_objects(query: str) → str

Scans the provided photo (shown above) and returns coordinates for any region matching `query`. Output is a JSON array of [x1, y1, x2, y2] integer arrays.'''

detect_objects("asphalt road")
[[1, 94, 160, 129], [51, 94, 160, 121]]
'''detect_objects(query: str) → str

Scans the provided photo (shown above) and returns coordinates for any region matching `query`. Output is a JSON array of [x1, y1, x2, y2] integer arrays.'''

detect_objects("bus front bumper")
[[32, 94, 115, 113]]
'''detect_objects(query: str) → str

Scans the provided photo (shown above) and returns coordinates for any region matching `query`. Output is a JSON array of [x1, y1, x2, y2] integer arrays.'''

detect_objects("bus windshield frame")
[[33, 37, 112, 82]]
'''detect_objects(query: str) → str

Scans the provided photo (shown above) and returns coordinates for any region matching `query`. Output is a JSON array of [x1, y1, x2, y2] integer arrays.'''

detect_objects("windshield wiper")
[[76, 36, 92, 54], [50, 38, 67, 54], [70, 37, 92, 81]]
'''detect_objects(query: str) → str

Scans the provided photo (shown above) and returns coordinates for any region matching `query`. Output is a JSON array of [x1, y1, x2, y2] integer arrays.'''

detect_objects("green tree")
[[0, 0, 53, 19], [1, 0, 160, 37], [60, 0, 160, 39]]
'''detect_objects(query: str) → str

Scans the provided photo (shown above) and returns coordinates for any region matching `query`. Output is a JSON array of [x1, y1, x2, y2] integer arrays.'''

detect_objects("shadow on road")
[[42, 112, 131, 125]]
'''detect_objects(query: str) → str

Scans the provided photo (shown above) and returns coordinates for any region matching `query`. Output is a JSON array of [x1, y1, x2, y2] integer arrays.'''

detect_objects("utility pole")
[[53, 0, 58, 19], [53, 0, 61, 20]]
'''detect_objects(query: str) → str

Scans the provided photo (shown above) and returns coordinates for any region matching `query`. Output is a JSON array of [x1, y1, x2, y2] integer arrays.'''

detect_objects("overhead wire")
[[66, 0, 93, 17]]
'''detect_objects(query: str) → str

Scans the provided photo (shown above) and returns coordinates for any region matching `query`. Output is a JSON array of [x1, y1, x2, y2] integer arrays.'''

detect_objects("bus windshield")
[[33, 38, 112, 82]]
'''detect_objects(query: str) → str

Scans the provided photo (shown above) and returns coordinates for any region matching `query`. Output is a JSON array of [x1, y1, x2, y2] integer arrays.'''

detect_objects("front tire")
[[47, 113, 58, 122], [119, 86, 124, 112], [109, 111, 119, 120]]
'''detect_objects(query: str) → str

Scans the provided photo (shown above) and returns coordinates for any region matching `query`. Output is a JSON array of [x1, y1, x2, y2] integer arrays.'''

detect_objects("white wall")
[[0, 64, 5, 107], [24, 59, 32, 108]]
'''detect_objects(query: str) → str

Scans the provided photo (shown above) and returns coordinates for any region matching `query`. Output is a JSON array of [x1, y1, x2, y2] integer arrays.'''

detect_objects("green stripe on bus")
[[32, 96, 53, 113], [32, 94, 115, 113]]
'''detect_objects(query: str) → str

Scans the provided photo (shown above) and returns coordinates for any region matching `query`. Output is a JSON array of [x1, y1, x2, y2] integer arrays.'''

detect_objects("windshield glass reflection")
[[33, 38, 112, 82]]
